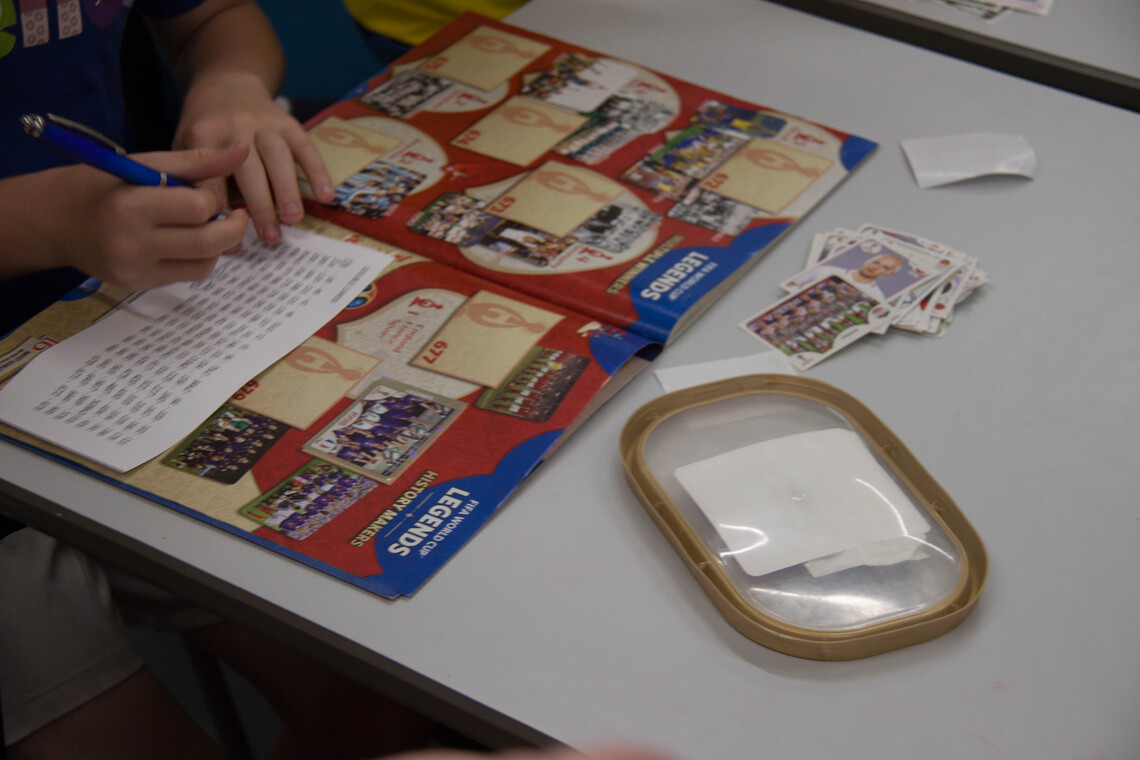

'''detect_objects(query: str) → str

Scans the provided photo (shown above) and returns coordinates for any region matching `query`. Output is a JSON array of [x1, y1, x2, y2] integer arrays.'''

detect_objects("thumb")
[[135, 143, 252, 185]]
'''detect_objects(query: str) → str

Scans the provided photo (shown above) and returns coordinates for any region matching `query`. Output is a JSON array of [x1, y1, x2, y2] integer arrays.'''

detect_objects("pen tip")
[[19, 114, 45, 137]]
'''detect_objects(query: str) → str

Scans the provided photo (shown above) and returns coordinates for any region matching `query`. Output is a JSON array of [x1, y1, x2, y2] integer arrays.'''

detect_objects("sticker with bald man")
[[781, 236, 940, 307]]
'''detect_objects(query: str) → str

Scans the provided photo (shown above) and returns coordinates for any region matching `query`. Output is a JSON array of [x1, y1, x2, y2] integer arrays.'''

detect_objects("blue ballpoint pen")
[[20, 113, 191, 188]]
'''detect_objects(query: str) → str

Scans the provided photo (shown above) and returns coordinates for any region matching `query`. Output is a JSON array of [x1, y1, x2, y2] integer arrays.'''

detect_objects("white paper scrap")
[[0, 225, 390, 472], [674, 428, 930, 577], [804, 535, 932, 578], [655, 351, 796, 393], [901, 132, 1036, 188]]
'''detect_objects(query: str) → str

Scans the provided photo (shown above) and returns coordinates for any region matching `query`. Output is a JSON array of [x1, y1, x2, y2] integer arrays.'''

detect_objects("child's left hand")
[[175, 70, 335, 244]]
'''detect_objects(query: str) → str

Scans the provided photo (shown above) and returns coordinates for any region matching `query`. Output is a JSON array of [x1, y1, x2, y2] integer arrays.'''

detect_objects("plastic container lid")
[[621, 374, 986, 660]]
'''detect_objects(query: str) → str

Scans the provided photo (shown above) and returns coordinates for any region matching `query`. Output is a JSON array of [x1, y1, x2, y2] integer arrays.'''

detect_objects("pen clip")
[[44, 113, 128, 155]]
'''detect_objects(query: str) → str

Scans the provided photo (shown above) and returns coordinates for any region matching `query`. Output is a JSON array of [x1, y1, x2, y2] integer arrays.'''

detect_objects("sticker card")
[[570, 203, 660, 252], [692, 99, 787, 138], [856, 224, 954, 257], [240, 460, 377, 539], [854, 224, 971, 330], [229, 337, 381, 430], [674, 428, 930, 577], [782, 237, 942, 307], [359, 70, 453, 118], [598, 95, 677, 132], [331, 161, 426, 220], [739, 275, 890, 370], [419, 25, 551, 91], [667, 186, 756, 236], [699, 138, 834, 215], [407, 193, 502, 246], [520, 53, 638, 113], [303, 379, 465, 483], [410, 290, 563, 387], [485, 161, 625, 236], [475, 347, 589, 422], [451, 96, 589, 166], [621, 127, 746, 200], [553, 95, 676, 165], [478, 220, 575, 268], [307, 117, 404, 187], [806, 228, 862, 267], [163, 405, 288, 485], [553, 115, 641, 165]]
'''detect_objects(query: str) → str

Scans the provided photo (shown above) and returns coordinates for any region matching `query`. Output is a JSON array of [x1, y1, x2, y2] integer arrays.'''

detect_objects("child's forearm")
[[150, 0, 285, 99]]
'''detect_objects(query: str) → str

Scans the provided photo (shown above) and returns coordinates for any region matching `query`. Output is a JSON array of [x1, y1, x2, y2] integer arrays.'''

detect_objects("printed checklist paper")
[[0, 226, 389, 472]]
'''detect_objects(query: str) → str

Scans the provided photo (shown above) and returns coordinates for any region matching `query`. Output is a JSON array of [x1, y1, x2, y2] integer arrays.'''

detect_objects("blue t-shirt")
[[0, 0, 204, 335]]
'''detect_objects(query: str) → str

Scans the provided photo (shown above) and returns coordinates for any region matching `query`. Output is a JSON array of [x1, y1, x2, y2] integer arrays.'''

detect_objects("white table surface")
[[3, 1, 1139, 758], [845, 0, 1140, 82]]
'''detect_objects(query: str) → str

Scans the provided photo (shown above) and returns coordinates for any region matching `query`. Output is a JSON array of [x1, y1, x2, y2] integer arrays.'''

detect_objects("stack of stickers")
[[740, 224, 987, 369]]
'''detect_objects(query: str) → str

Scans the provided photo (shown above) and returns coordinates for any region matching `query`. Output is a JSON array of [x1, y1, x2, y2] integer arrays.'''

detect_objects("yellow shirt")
[[344, 0, 531, 45]]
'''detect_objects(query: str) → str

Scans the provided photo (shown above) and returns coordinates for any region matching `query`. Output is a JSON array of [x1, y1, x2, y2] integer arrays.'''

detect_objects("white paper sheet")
[[674, 428, 930, 577], [901, 132, 1037, 188], [0, 225, 390, 472]]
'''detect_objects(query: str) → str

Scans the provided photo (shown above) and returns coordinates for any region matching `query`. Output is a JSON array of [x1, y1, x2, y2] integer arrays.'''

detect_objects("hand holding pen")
[[20, 114, 197, 188], [8, 113, 251, 290]]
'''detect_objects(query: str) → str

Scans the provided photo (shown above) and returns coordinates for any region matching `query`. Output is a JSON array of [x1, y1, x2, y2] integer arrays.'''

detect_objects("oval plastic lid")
[[621, 374, 986, 660]]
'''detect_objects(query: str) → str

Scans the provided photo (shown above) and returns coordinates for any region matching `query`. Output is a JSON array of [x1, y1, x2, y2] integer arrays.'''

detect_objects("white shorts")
[[0, 528, 219, 745]]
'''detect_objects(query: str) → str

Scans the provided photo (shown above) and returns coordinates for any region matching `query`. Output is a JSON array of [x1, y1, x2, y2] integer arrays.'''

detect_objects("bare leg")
[[9, 668, 226, 760]]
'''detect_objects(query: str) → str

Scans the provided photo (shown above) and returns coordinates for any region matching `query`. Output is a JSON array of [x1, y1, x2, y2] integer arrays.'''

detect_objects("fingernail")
[[263, 223, 281, 242], [317, 183, 334, 199], [282, 202, 301, 219]]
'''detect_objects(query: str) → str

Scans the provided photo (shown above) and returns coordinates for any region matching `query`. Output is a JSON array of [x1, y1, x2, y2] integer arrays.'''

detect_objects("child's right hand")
[[2, 143, 253, 291]]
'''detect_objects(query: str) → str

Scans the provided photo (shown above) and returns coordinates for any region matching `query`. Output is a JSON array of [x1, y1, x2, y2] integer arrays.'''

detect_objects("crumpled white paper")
[[901, 132, 1037, 188], [804, 535, 932, 578]]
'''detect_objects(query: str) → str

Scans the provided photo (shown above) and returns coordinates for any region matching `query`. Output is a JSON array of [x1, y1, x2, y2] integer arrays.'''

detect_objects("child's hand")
[[6, 144, 252, 291], [174, 70, 335, 244]]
